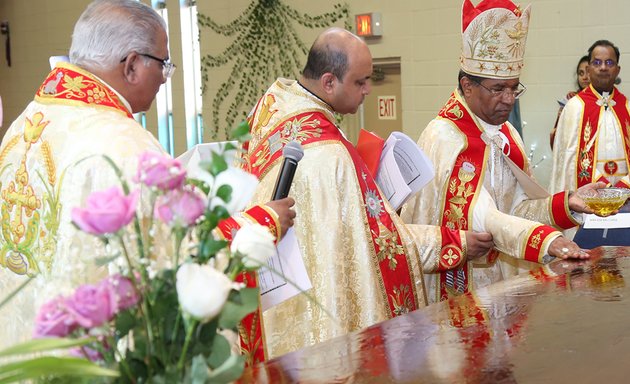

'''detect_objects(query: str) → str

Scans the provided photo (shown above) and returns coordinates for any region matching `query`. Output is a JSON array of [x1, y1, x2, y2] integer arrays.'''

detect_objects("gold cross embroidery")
[[3, 162, 41, 244]]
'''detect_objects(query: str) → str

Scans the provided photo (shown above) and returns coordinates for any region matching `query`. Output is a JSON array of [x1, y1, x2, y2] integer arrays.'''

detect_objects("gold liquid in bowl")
[[580, 188, 630, 217]]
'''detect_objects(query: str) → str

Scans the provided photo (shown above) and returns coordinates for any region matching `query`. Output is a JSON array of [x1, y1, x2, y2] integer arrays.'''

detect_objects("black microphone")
[[272, 141, 304, 200]]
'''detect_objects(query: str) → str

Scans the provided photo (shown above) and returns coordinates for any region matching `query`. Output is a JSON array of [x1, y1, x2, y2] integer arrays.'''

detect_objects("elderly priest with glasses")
[[0, 0, 295, 349], [402, 0, 604, 304]]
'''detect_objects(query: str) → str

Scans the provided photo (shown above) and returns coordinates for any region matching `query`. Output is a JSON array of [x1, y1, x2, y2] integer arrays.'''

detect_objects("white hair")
[[69, 0, 166, 71]]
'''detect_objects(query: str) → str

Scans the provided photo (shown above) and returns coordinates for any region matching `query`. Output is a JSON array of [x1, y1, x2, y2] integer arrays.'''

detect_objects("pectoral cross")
[[597, 93, 616, 109]]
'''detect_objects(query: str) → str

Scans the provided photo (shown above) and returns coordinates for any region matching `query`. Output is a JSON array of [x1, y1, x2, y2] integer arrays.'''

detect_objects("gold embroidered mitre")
[[460, 0, 531, 79]]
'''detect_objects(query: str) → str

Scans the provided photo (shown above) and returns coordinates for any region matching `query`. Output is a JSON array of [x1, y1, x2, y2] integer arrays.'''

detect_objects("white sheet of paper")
[[259, 228, 311, 311], [583, 213, 630, 229], [375, 132, 435, 210], [176, 142, 237, 169], [177, 141, 238, 182], [376, 145, 412, 209]]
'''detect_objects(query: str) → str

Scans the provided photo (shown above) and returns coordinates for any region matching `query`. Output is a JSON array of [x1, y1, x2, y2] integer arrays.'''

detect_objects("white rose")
[[214, 167, 259, 214], [230, 223, 277, 269], [176, 263, 232, 323]]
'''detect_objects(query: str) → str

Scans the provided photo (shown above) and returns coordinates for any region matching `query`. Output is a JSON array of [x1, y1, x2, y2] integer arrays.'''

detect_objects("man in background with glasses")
[[402, 0, 601, 304], [551, 40, 630, 247]]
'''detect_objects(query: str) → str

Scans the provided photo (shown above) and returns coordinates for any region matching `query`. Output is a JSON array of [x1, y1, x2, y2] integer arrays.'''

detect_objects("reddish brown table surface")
[[239, 247, 630, 383]]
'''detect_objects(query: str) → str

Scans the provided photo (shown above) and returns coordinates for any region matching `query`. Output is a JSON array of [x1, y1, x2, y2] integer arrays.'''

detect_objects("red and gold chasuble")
[[574, 85, 630, 188], [436, 92, 557, 301], [35, 63, 133, 118], [245, 110, 420, 315]]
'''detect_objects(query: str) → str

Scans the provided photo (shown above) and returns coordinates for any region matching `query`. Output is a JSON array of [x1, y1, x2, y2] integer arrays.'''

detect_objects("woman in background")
[[550, 55, 590, 149]]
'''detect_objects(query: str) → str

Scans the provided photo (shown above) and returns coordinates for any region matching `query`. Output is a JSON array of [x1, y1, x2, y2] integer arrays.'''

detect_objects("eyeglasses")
[[590, 59, 617, 68], [120, 53, 176, 79], [474, 80, 527, 99]]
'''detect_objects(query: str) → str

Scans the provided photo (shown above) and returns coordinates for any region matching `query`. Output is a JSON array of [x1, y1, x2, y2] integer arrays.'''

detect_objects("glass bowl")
[[578, 188, 630, 217]]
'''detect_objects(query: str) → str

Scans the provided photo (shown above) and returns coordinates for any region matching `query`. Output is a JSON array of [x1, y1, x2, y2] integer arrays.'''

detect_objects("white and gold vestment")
[[0, 63, 165, 347]]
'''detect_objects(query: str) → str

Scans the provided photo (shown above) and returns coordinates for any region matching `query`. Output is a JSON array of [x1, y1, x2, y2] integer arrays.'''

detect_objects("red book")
[[356, 129, 385, 177]]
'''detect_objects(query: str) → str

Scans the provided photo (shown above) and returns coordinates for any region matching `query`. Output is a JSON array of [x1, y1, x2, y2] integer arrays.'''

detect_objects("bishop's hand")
[[569, 182, 610, 215], [548, 237, 589, 260]]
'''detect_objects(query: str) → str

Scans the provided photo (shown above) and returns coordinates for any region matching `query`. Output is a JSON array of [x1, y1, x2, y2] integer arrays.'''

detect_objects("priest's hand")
[[465, 231, 494, 260], [568, 182, 609, 215], [266, 197, 296, 240], [548, 237, 590, 260]]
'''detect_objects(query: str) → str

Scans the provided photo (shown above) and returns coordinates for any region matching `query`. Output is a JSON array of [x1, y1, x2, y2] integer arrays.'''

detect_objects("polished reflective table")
[[239, 247, 630, 383]]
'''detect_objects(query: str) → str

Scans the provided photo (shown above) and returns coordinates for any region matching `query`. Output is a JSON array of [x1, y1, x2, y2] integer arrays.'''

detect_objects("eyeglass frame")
[[590, 58, 617, 68], [119, 52, 176, 79], [470, 79, 527, 100]]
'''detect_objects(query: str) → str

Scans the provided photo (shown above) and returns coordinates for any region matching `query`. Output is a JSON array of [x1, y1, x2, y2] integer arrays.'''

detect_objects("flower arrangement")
[[0, 123, 276, 383]]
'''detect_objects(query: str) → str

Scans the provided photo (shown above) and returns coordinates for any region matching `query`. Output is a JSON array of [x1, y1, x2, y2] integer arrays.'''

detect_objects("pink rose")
[[155, 188, 206, 228], [135, 151, 186, 190], [64, 284, 113, 329], [72, 187, 139, 235], [100, 274, 140, 316], [33, 296, 78, 338]]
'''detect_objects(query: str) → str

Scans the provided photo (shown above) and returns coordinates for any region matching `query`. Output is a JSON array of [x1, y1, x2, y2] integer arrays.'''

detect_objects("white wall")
[[198, 0, 630, 188], [2, 0, 629, 187]]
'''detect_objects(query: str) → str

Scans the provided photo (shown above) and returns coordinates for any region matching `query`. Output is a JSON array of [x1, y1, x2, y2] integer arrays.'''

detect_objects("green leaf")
[[222, 142, 237, 152], [211, 205, 230, 221], [206, 333, 230, 368], [0, 337, 97, 358], [231, 121, 251, 141], [209, 152, 228, 177], [190, 355, 210, 384], [128, 337, 147, 359], [0, 356, 119, 383], [188, 178, 210, 194], [200, 238, 229, 259], [126, 357, 148, 382], [194, 320, 218, 356], [216, 184, 233, 202], [161, 366, 181, 384], [206, 354, 245, 383], [218, 288, 259, 329], [114, 309, 137, 338]]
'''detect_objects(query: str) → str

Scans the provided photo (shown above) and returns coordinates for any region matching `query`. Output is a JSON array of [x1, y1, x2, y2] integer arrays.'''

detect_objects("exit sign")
[[377, 96, 396, 120], [355, 13, 382, 37]]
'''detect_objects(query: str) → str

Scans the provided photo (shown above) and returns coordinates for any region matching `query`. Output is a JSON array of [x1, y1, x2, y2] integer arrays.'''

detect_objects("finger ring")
[[561, 247, 569, 254]]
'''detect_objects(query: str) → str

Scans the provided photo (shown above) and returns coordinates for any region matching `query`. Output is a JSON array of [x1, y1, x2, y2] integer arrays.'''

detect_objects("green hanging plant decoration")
[[198, 0, 350, 138]]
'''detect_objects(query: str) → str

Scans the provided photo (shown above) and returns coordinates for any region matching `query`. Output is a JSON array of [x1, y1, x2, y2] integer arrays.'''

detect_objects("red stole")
[[35, 63, 133, 118], [574, 85, 630, 188], [215, 205, 279, 366]]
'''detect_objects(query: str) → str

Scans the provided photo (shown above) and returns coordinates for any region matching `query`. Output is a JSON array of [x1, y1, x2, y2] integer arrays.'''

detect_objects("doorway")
[[362, 57, 402, 141]]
